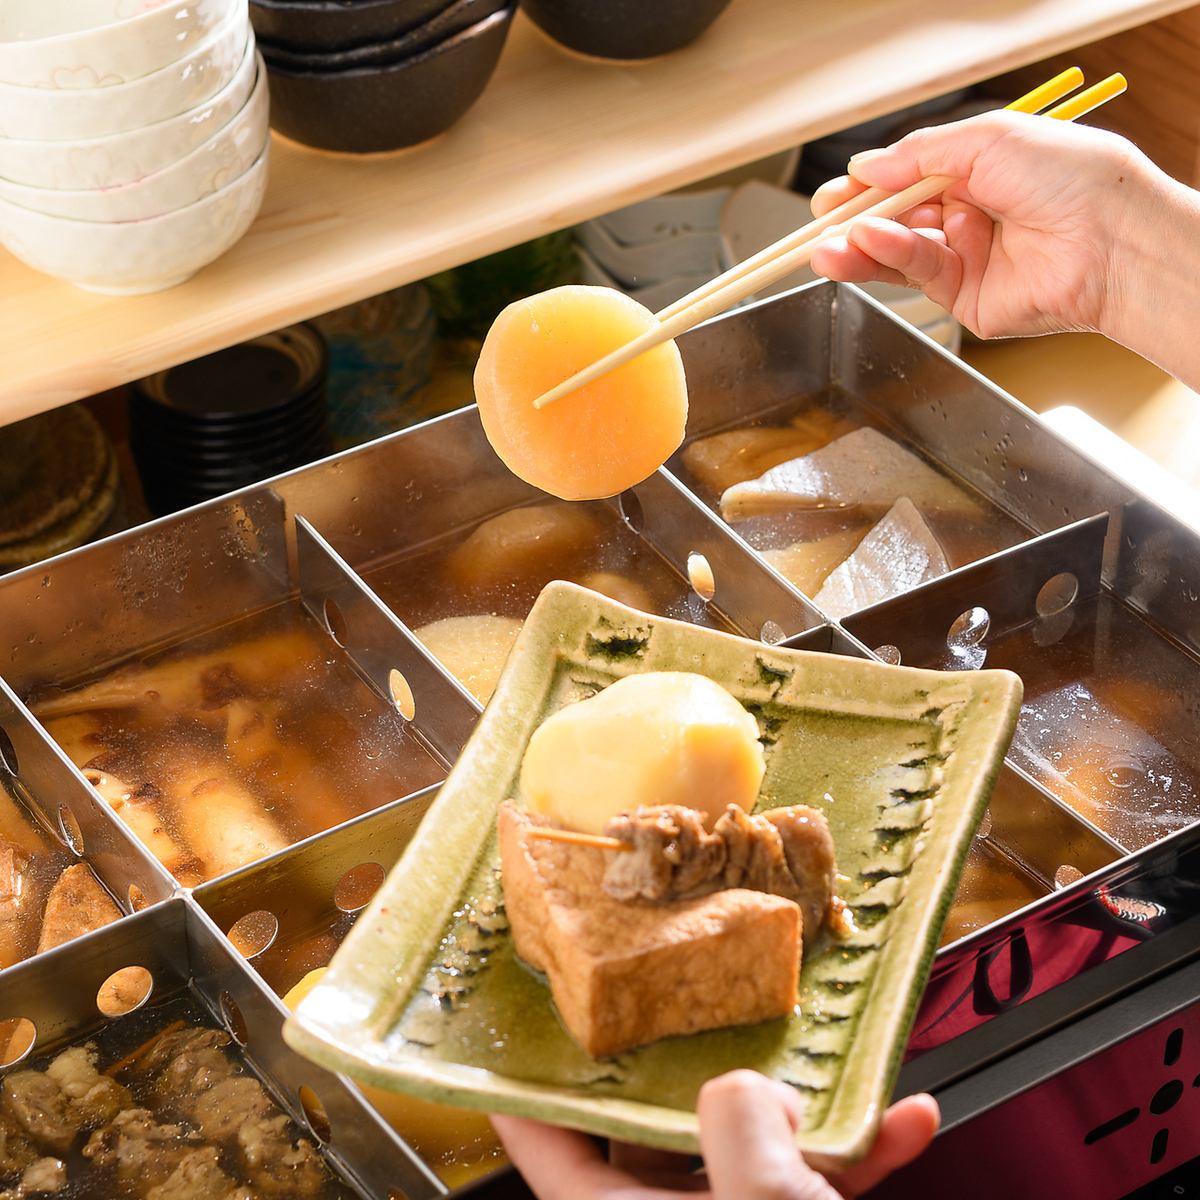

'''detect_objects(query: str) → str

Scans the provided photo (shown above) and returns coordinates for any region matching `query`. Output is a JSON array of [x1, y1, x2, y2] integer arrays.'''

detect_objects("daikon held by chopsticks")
[[530, 70, 1127, 413], [474, 284, 687, 501]]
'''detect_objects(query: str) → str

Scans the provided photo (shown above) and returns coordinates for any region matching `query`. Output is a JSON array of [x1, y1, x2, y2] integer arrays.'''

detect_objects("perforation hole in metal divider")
[[0, 728, 17, 776], [388, 668, 416, 721], [1036, 572, 1080, 618], [335, 862, 387, 914], [227, 910, 280, 960], [873, 644, 902, 665], [219, 990, 249, 1047], [96, 966, 154, 1017], [324, 596, 349, 647], [687, 551, 716, 602], [299, 1084, 333, 1144], [57, 805, 83, 855], [0, 1019, 35, 1067], [760, 620, 786, 645], [618, 488, 644, 534]]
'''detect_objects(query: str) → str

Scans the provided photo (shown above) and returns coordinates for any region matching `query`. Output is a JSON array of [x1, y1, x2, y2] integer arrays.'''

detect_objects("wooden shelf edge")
[[2, 0, 1195, 422]]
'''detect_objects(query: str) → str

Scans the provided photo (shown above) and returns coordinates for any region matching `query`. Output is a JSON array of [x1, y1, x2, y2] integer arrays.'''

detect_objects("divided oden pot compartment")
[[0, 281, 1197, 1195]]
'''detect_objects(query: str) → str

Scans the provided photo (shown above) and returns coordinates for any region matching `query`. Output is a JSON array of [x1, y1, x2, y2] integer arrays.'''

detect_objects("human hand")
[[808, 109, 1156, 340], [491, 1070, 939, 1199]]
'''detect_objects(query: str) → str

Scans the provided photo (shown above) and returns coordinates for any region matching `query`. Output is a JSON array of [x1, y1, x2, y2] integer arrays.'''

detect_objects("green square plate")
[[285, 581, 1021, 1164]]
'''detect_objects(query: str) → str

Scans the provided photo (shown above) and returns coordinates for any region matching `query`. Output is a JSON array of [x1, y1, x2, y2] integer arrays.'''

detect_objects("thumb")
[[846, 109, 1040, 192]]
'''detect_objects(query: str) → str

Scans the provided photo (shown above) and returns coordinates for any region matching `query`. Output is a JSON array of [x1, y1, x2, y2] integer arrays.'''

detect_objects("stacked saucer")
[[131, 324, 330, 514], [0, 407, 120, 572]]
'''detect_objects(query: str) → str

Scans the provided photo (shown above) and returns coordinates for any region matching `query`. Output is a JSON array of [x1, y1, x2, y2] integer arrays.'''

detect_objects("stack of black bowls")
[[131, 324, 330, 515], [250, 0, 516, 153], [520, 0, 734, 60]]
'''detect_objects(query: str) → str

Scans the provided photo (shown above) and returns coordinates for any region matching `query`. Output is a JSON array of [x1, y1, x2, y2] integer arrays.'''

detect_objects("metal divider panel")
[[0, 490, 291, 695], [296, 516, 483, 746], [193, 785, 437, 947], [276, 407, 542, 570], [608, 469, 825, 642], [676, 281, 836, 436], [1109, 497, 1200, 658], [185, 900, 445, 1200], [828, 283, 1129, 534], [0, 893, 190, 1054], [840, 514, 1119, 865], [779, 623, 874, 657], [0, 675, 175, 910], [841, 513, 1109, 663]]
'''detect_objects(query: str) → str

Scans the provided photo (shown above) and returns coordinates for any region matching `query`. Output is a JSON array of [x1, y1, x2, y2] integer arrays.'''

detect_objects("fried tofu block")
[[499, 803, 800, 1058]]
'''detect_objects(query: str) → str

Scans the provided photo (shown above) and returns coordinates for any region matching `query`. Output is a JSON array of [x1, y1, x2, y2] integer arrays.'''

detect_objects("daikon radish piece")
[[223, 700, 359, 835], [762, 525, 868, 596], [683, 410, 855, 494], [414, 615, 523, 705], [520, 672, 764, 835], [721, 427, 979, 521], [446, 504, 601, 593], [475, 286, 688, 501], [814, 497, 948, 619], [83, 768, 202, 886], [162, 763, 288, 880], [574, 572, 653, 611]]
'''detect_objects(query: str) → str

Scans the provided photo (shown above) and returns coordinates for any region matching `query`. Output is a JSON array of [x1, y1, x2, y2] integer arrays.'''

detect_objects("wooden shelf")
[[1, 0, 1193, 422]]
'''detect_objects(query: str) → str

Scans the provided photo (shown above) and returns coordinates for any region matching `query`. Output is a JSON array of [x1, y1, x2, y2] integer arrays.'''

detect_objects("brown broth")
[[29, 602, 445, 884], [674, 390, 1030, 604], [916, 593, 1200, 851], [0, 994, 354, 1199], [940, 839, 1047, 946], [367, 499, 729, 630], [0, 782, 76, 968]]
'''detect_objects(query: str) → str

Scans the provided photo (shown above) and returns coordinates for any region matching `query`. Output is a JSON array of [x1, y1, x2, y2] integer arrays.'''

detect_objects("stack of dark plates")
[[131, 323, 330, 515]]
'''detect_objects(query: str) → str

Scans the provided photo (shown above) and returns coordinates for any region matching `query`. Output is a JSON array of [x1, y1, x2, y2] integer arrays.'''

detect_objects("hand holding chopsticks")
[[532, 69, 1128, 411]]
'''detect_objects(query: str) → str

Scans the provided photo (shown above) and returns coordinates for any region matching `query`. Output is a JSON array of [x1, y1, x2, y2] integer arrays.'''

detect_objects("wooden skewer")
[[526, 826, 631, 851], [531, 70, 1127, 412]]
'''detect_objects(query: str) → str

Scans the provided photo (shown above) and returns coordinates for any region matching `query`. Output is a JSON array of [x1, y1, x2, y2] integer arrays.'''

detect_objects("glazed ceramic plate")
[[286, 582, 1022, 1163]]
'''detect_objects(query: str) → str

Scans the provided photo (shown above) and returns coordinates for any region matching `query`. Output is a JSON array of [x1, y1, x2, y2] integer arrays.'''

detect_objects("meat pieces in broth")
[[0, 1022, 340, 1198]]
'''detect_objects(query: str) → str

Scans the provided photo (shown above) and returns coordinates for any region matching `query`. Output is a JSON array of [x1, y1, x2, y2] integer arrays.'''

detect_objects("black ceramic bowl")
[[249, 0, 452, 53], [264, 6, 514, 153], [257, 0, 507, 70], [520, 0, 733, 60]]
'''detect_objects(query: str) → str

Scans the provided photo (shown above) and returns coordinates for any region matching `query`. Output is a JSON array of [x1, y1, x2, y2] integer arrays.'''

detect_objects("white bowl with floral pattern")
[[0, 144, 269, 294], [0, 55, 267, 222], [0, 30, 258, 190], [0, 0, 248, 141], [0, 0, 239, 89]]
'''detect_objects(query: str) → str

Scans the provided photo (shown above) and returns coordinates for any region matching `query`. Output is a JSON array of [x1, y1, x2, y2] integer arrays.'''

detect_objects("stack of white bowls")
[[0, 0, 267, 294]]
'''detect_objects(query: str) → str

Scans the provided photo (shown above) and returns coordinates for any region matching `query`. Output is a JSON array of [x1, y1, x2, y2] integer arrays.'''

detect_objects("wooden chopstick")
[[526, 827, 630, 851], [531, 71, 1127, 412], [653, 66, 1086, 325]]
